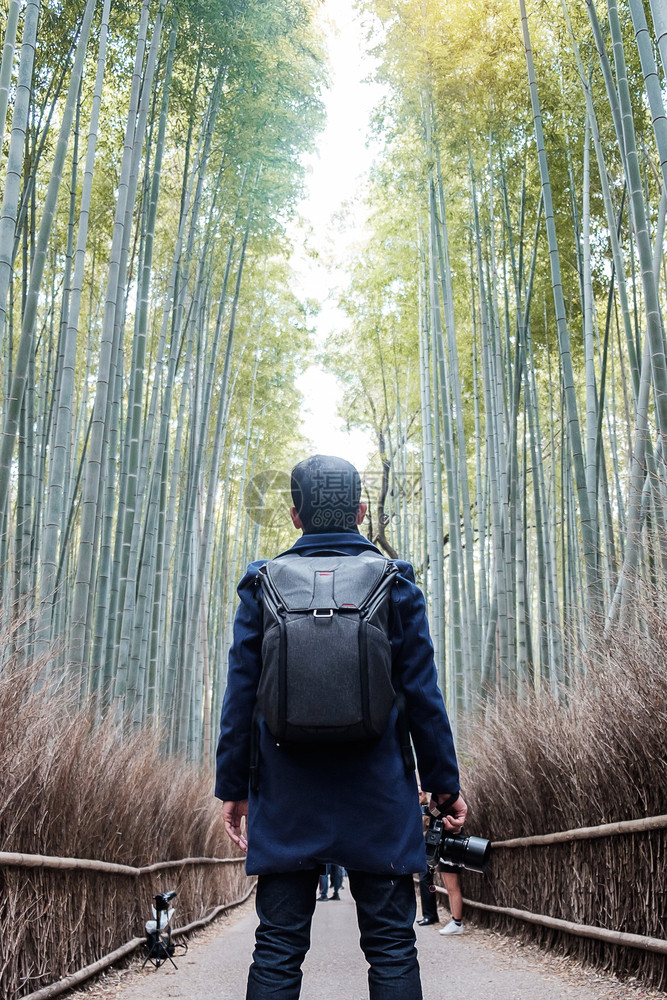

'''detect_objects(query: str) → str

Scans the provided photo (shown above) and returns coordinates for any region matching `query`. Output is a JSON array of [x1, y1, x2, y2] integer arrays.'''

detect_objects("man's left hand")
[[222, 799, 248, 852]]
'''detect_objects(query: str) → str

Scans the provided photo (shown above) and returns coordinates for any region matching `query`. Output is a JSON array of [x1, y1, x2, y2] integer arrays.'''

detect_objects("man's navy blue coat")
[[215, 531, 460, 876]]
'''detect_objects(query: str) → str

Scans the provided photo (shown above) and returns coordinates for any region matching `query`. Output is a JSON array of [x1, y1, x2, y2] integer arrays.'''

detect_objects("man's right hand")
[[430, 792, 468, 833], [222, 799, 248, 853]]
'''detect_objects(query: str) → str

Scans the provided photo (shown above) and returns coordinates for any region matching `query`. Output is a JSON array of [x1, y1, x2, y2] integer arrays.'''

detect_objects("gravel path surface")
[[73, 891, 666, 1000]]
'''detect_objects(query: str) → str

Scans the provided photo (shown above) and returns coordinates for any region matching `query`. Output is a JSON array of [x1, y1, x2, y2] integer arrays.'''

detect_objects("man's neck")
[[300, 526, 361, 536]]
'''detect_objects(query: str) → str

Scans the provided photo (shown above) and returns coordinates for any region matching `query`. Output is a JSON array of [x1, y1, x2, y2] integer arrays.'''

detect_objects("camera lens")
[[441, 833, 491, 873]]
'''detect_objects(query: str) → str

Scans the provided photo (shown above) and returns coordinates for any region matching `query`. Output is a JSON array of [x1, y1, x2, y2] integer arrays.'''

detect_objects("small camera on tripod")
[[143, 889, 187, 969], [424, 815, 491, 873], [155, 890, 177, 913]]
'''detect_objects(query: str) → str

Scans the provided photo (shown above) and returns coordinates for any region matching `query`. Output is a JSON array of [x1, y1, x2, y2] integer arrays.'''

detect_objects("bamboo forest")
[[0, 0, 665, 737], [3, 0, 667, 996], [0, 0, 667, 758], [2, 0, 666, 751]]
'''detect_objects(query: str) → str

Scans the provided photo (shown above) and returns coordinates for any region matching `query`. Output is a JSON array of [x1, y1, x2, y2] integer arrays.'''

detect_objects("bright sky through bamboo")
[[292, 0, 382, 472]]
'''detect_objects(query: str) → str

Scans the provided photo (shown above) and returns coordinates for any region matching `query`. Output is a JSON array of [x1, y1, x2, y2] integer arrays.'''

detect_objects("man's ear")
[[356, 502, 367, 525], [290, 506, 304, 531]]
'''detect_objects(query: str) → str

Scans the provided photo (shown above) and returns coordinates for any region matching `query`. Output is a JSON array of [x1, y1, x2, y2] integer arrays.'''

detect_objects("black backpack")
[[255, 548, 398, 743]]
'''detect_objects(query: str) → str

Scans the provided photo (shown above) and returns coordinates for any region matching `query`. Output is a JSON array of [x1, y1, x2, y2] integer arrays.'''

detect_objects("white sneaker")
[[439, 919, 464, 935]]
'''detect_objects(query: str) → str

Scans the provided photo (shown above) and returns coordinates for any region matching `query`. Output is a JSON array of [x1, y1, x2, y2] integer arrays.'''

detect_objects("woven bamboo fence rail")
[[0, 851, 244, 875], [433, 888, 667, 956], [433, 813, 667, 956], [491, 813, 667, 848]]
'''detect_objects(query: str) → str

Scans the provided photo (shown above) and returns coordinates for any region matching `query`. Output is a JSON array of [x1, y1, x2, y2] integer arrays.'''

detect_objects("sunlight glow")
[[291, 0, 385, 473]]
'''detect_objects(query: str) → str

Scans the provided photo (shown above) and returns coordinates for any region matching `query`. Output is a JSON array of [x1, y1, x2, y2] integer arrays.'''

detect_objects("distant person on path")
[[216, 454, 467, 1000], [439, 868, 464, 935], [416, 788, 439, 926], [318, 863, 344, 901], [416, 786, 465, 933], [327, 863, 344, 900]]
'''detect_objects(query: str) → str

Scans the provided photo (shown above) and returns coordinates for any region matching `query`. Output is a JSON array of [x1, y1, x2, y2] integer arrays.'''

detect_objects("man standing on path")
[[215, 454, 467, 1000]]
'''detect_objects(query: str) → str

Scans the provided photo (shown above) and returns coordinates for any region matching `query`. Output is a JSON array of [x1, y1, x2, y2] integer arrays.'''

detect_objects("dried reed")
[[0, 663, 247, 999], [454, 595, 667, 988]]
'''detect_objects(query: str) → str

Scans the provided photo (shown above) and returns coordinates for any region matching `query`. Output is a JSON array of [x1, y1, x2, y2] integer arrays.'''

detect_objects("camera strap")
[[387, 596, 416, 775], [431, 792, 459, 816]]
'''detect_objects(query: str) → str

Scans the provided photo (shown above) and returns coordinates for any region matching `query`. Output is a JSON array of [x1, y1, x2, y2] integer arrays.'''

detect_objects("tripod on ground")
[[143, 889, 187, 969]]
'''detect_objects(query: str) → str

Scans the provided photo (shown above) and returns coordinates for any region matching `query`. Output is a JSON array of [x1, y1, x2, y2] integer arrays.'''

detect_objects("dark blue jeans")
[[246, 869, 422, 1000]]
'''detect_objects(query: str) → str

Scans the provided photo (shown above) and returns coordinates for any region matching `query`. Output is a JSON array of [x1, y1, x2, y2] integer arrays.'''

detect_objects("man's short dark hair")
[[290, 455, 362, 533]]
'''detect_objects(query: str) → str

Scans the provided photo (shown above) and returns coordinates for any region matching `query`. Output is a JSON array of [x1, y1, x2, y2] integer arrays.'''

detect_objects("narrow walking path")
[[76, 892, 664, 1000]]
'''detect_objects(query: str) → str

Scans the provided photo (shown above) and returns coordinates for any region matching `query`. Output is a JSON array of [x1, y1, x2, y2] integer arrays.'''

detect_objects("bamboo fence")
[[433, 813, 667, 986], [1, 852, 253, 999], [20, 881, 257, 1000], [435, 885, 667, 956], [8, 814, 667, 997]]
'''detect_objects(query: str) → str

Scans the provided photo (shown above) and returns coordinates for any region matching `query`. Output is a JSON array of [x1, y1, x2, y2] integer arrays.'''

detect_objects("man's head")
[[290, 454, 366, 534]]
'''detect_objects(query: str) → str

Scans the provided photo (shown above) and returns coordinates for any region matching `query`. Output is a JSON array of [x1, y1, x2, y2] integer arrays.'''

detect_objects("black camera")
[[154, 890, 177, 912], [424, 815, 491, 874]]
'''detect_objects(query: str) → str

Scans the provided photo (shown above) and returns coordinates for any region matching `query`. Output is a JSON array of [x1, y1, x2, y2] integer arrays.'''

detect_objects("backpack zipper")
[[258, 566, 285, 620]]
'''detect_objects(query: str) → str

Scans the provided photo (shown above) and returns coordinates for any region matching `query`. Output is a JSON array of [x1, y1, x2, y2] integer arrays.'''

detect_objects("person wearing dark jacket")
[[216, 454, 467, 1000]]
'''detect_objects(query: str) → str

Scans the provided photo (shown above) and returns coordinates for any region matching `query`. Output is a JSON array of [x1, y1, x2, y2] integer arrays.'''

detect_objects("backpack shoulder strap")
[[384, 571, 415, 774]]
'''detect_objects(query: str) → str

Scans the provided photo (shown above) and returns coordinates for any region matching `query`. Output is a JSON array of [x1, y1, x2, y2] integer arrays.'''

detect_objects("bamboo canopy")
[[0, 0, 325, 759], [0, 0, 665, 744], [327, 0, 667, 727]]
